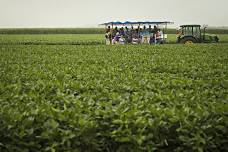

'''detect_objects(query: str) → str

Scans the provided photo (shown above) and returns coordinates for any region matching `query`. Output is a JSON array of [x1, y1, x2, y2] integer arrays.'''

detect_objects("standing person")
[[135, 28, 139, 38], [153, 25, 158, 35], [143, 25, 146, 32], [152, 26, 158, 44], [119, 27, 125, 36], [124, 27, 131, 43], [130, 26, 134, 31], [106, 26, 111, 33], [129, 26, 134, 43], [130, 26, 134, 35], [105, 26, 112, 45], [137, 26, 140, 31], [147, 25, 153, 44], [141, 26, 148, 43], [139, 28, 143, 37], [124, 26, 129, 35], [139, 28, 143, 43], [156, 29, 163, 44], [148, 25, 152, 34], [112, 27, 118, 39]]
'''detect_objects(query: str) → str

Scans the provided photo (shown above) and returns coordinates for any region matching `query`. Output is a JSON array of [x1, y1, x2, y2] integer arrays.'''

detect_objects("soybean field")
[[0, 32, 228, 152]]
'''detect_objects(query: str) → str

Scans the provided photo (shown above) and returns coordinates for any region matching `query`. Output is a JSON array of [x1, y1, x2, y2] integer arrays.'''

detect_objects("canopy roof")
[[180, 24, 201, 27], [100, 21, 174, 26]]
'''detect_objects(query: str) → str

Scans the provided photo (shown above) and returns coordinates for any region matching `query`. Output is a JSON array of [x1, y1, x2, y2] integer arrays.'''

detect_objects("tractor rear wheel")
[[180, 37, 197, 44]]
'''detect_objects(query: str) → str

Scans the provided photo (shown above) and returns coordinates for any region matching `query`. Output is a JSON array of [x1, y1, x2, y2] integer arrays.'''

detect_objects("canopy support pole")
[[111, 23, 113, 45]]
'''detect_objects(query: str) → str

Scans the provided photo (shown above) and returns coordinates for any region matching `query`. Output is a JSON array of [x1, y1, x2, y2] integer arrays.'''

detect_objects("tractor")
[[177, 25, 219, 44]]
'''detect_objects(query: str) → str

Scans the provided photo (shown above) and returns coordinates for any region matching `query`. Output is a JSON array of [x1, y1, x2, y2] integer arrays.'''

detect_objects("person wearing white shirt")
[[156, 29, 163, 44]]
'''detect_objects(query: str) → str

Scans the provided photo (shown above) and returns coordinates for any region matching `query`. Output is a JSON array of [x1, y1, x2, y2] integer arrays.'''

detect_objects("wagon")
[[100, 21, 174, 45]]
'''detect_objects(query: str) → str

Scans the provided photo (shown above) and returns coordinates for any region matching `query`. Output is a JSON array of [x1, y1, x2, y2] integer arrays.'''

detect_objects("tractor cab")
[[177, 24, 219, 44]]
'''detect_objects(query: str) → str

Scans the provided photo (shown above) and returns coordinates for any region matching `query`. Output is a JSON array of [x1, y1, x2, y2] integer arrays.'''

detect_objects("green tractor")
[[177, 25, 219, 44]]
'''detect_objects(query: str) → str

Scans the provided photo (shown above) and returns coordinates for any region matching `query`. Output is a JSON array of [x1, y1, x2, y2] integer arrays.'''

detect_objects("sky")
[[0, 0, 228, 28]]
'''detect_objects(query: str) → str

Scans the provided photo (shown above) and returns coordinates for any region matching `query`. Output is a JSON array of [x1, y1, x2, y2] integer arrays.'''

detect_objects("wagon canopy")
[[100, 21, 174, 26]]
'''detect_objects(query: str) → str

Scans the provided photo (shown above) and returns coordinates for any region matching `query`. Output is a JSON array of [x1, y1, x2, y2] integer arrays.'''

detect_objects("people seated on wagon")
[[119, 35, 126, 44], [141, 26, 150, 44], [149, 35, 155, 44], [112, 32, 121, 44], [104, 23, 167, 45], [132, 29, 141, 44]]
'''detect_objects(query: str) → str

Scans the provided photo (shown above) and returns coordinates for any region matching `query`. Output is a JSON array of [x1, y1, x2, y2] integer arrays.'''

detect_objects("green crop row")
[[0, 44, 227, 151], [1, 34, 228, 45], [0, 34, 105, 45], [0, 28, 228, 34]]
